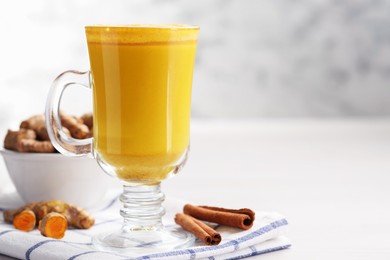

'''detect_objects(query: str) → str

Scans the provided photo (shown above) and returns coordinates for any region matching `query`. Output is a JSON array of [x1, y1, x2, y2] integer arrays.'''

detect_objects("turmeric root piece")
[[37, 200, 95, 229], [3, 209, 18, 223], [3, 129, 55, 153], [61, 126, 71, 137], [3, 200, 95, 230], [3, 202, 36, 223], [13, 209, 36, 232], [20, 114, 49, 141], [81, 113, 93, 130], [4, 129, 35, 152], [85, 128, 93, 138], [3, 113, 90, 154], [81, 113, 93, 138], [38, 212, 68, 239], [60, 112, 89, 139], [20, 114, 73, 141], [19, 139, 55, 153]]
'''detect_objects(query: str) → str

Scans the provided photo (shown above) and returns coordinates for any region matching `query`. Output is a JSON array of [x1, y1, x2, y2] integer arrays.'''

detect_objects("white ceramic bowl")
[[0, 148, 115, 209]]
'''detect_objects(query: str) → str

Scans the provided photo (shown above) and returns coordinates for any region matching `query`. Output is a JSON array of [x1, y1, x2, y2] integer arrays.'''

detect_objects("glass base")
[[92, 226, 195, 255]]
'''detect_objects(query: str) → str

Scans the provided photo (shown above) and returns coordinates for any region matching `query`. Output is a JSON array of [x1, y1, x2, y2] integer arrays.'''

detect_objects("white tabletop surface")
[[1, 118, 390, 259]]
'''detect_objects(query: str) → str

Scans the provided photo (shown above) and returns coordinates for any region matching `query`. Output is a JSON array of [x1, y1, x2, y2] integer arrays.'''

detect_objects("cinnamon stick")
[[183, 204, 255, 230], [175, 213, 221, 245]]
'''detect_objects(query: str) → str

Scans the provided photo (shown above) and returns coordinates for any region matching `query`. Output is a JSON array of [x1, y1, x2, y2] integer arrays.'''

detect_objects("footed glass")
[[45, 25, 199, 254]]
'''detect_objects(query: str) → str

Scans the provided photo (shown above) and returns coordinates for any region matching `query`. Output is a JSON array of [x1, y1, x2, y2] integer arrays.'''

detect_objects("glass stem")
[[120, 184, 165, 232]]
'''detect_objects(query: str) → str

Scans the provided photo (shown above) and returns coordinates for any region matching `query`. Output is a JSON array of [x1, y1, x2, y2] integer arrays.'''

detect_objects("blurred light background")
[[1, 0, 390, 132]]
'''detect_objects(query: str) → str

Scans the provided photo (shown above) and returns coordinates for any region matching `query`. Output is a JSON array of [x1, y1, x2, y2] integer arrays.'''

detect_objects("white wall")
[[1, 0, 390, 130]]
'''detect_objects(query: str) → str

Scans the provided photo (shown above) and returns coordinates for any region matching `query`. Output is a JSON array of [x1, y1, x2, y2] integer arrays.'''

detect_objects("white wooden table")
[[1, 119, 390, 259]]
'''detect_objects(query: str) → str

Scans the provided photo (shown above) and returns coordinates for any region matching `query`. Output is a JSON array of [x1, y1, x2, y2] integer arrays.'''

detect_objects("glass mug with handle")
[[45, 24, 199, 253]]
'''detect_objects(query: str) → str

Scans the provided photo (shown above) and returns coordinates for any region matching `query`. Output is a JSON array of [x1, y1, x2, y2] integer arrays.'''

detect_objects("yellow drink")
[[85, 25, 199, 183]]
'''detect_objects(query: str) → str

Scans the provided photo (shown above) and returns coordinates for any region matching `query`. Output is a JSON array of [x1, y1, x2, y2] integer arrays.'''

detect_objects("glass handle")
[[45, 70, 93, 157]]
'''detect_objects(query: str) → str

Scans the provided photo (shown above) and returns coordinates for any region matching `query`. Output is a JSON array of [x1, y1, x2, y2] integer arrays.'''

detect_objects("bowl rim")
[[0, 147, 90, 161]]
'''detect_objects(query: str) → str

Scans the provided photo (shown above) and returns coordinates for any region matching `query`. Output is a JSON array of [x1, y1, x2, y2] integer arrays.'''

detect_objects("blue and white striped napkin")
[[0, 191, 291, 259]]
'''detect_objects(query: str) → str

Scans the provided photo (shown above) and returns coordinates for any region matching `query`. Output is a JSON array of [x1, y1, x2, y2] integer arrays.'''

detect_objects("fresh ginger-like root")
[[81, 113, 93, 130], [20, 115, 49, 141], [3, 112, 91, 154], [35, 200, 95, 229], [60, 112, 89, 139], [3, 129, 55, 153], [3, 209, 19, 223], [62, 126, 71, 137], [38, 212, 68, 239], [64, 204, 95, 229], [4, 129, 35, 152], [85, 128, 93, 138], [3, 202, 37, 224], [19, 139, 55, 153], [19, 114, 73, 141], [3, 203, 34, 223], [13, 209, 36, 232], [81, 113, 93, 138], [3, 200, 95, 230]]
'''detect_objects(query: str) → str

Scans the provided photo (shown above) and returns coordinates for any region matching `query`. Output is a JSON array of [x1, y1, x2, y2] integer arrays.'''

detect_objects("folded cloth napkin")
[[0, 191, 291, 260]]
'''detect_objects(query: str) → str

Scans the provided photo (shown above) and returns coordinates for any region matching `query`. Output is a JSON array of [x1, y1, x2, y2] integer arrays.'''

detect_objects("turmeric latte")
[[85, 25, 199, 183]]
